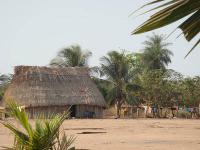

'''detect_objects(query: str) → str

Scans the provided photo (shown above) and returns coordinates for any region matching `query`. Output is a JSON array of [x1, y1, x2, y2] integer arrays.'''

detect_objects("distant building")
[[4, 66, 106, 118]]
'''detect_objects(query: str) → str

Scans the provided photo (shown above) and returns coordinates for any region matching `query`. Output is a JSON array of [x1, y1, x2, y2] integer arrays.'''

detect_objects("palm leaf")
[[185, 38, 200, 58], [132, 0, 200, 56], [1, 100, 74, 150], [0, 147, 14, 150], [5, 100, 33, 139], [56, 132, 76, 150], [2, 123, 29, 147]]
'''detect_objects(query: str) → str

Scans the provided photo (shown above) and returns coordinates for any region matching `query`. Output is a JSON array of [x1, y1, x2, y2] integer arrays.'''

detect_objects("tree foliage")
[[181, 76, 200, 107], [97, 51, 139, 117], [50, 44, 92, 67], [0, 74, 12, 101], [94, 34, 200, 118], [141, 34, 173, 70]]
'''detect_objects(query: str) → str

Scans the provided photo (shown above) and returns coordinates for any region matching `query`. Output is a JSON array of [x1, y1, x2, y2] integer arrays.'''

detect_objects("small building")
[[121, 104, 149, 118], [4, 66, 106, 118]]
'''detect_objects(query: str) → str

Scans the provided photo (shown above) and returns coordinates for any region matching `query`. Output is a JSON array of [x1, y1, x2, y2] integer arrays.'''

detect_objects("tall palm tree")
[[132, 0, 200, 57], [99, 51, 137, 118], [141, 34, 173, 70], [50, 44, 92, 67]]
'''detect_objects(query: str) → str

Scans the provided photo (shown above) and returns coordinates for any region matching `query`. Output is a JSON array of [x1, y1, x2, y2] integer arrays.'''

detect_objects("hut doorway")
[[70, 105, 76, 118]]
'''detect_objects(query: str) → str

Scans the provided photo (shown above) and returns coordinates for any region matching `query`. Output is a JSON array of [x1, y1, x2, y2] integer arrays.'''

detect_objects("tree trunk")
[[160, 108, 163, 118], [137, 107, 139, 118], [116, 101, 121, 118], [116, 87, 123, 118], [157, 105, 162, 118], [198, 103, 200, 118]]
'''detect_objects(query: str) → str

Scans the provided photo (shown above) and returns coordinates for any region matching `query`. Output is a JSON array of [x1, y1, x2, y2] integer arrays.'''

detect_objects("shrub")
[[1, 100, 75, 150]]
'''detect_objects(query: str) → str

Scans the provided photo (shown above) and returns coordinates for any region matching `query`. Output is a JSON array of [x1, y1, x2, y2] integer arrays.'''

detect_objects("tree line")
[[1, 34, 200, 118]]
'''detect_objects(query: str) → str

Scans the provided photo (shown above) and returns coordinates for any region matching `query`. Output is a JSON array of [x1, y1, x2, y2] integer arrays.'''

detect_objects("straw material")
[[4, 66, 106, 107]]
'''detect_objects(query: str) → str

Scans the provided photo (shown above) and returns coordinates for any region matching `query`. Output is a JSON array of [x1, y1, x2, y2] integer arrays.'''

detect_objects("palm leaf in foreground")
[[1, 100, 75, 150], [132, 0, 200, 57]]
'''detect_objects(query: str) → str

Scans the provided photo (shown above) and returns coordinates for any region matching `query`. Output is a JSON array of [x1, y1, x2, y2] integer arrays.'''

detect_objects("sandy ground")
[[1, 119, 200, 150]]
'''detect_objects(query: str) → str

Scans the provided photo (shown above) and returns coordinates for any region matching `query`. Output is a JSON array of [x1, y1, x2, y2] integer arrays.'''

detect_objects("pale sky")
[[0, 0, 199, 76]]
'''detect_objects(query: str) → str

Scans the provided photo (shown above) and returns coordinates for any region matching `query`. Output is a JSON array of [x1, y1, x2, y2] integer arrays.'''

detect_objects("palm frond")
[[5, 100, 33, 138], [132, 0, 200, 56], [56, 132, 76, 150], [2, 123, 29, 147], [1, 100, 74, 150], [50, 44, 92, 67]]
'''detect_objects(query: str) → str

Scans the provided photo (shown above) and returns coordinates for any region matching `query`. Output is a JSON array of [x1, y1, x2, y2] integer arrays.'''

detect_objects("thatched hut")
[[4, 66, 106, 118]]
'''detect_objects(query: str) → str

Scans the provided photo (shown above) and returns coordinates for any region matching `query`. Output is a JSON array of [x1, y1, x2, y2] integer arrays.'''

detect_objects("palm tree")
[[141, 34, 173, 70], [50, 44, 92, 67], [1, 100, 75, 150], [99, 51, 137, 118], [132, 0, 200, 57]]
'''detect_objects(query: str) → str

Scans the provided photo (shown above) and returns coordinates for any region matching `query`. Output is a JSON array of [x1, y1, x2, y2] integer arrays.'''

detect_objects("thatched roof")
[[4, 66, 106, 107]]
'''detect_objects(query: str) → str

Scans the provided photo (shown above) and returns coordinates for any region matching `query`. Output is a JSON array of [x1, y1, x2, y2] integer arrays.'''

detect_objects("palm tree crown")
[[141, 34, 173, 70], [50, 44, 92, 67], [100, 51, 129, 83]]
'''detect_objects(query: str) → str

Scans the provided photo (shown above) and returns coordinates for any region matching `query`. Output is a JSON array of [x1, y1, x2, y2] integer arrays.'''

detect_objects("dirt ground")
[[1, 119, 200, 150]]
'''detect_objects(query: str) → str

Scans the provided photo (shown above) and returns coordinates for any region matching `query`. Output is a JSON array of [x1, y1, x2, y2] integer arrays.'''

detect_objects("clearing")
[[0, 119, 200, 150]]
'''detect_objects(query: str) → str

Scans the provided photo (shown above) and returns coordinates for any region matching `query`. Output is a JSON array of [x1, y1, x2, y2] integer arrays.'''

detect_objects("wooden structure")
[[3, 66, 106, 118], [121, 104, 153, 118], [0, 106, 5, 120], [121, 104, 145, 118]]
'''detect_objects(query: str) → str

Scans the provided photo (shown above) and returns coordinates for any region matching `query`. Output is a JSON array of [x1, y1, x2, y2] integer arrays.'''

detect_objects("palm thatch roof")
[[4, 66, 106, 107]]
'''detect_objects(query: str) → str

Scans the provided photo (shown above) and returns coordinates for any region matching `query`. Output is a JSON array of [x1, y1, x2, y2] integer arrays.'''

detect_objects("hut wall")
[[131, 108, 146, 118], [0, 109, 5, 120], [25, 105, 103, 119], [25, 105, 70, 119], [76, 105, 103, 118]]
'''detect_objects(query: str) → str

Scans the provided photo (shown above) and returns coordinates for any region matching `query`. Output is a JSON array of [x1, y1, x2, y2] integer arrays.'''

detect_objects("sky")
[[0, 0, 199, 76]]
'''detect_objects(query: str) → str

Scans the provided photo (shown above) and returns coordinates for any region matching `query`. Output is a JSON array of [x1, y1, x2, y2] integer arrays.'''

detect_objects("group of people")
[[145, 105, 200, 118]]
